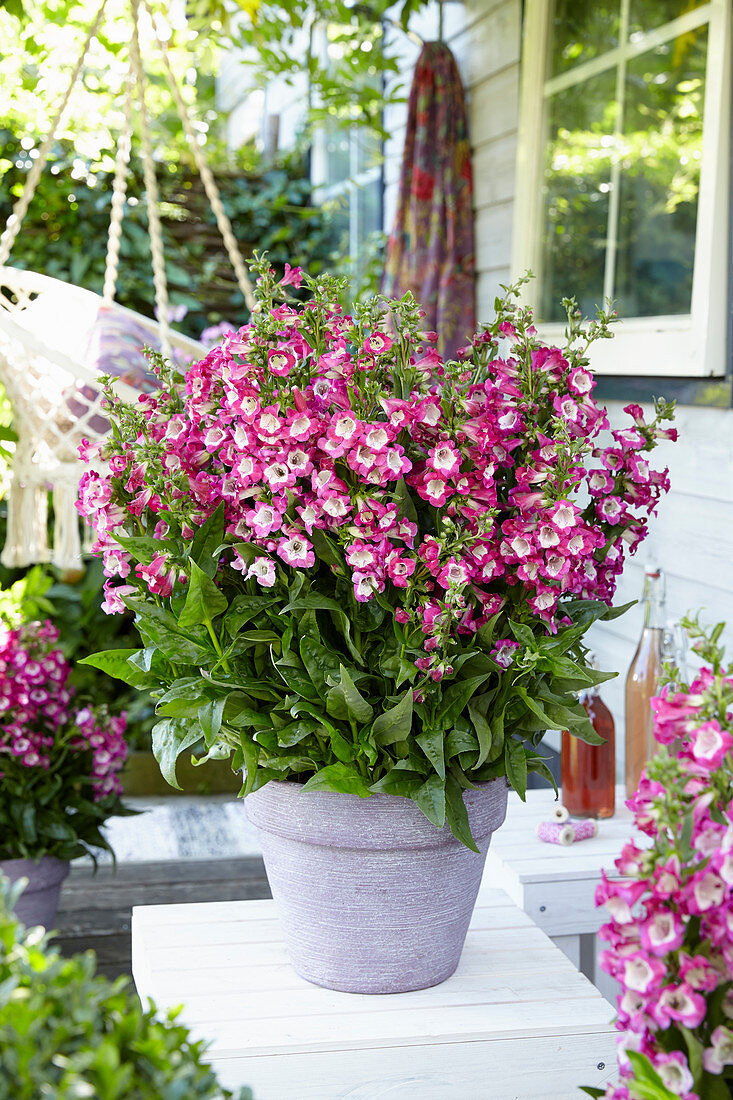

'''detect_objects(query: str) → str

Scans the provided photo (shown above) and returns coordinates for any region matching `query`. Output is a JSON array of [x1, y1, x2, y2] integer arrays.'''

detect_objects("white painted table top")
[[482, 785, 637, 937], [132, 889, 617, 1099]]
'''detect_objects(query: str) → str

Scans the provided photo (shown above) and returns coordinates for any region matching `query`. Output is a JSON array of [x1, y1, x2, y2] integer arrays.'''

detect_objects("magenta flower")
[[276, 535, 315, 569]]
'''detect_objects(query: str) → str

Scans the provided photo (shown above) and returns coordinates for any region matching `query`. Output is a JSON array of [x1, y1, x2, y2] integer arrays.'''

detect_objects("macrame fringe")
[[1, 478, 50, 567], [51, 479, 83, 571]]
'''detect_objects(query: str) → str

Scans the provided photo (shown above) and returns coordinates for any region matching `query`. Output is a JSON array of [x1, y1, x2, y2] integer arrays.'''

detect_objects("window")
[[311, 122, 383, 293], [310, 22, 384, 295], [513, 0, 731, 376]]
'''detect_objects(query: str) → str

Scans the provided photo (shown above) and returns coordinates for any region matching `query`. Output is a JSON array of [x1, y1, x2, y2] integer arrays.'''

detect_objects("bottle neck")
[[643, 573, 666, 630]]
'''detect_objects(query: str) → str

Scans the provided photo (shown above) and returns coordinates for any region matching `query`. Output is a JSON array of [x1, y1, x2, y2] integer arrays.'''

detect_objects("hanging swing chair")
[[0, 0, 256, 572]]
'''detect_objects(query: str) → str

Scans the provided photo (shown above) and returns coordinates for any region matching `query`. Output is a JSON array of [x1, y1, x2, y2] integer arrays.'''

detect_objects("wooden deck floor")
[[55, 856, 271, 980]]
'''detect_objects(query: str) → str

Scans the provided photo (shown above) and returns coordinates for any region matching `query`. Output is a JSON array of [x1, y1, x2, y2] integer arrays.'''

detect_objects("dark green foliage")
[[83, 506, 624, 850], [0, 876, 253, 1100]]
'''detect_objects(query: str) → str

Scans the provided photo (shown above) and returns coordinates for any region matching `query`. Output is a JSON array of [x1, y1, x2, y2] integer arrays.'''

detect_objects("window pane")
[[323, 132, 351, 188], [548, 1, 621, 77], [613, 25, 707, 317], [629, 0, 706, 38], [540, 71, 617, 321]]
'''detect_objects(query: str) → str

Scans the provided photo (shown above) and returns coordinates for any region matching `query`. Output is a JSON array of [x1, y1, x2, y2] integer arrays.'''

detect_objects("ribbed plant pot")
[[245, 777, 509, 994], [0, 856, 70, 930]]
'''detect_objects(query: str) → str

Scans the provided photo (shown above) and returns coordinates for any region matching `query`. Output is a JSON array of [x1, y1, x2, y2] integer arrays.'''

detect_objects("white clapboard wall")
[[383, 0, 521, 316], [443, 2, 733, 779]]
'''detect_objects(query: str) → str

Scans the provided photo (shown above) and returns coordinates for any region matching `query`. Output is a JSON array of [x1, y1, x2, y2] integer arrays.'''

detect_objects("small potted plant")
[[588, 618, 733, 1100], [0, 619, 128, 928], [79, 258, 675, 992], [0, 874, 252, 1099]]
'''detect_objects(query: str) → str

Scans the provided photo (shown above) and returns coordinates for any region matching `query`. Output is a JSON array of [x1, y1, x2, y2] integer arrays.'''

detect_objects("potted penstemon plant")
[[78, 257, 676, 993], [0, 619, 128, 929], [587, 619, 733, 1100]]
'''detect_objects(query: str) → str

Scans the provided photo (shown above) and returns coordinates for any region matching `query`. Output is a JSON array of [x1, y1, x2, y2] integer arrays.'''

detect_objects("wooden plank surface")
[[132, 889, 617, 1098], [482, 786, 635, 940]]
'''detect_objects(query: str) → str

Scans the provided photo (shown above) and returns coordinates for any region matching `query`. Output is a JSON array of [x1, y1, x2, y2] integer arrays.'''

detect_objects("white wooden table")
[[482, 785, 635, 993], [132, 889, 617, 1099]]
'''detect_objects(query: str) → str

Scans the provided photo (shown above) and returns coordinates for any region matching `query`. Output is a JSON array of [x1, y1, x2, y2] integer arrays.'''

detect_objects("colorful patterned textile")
[[67, 306, 163, 435], [381, 41, 476, 361]]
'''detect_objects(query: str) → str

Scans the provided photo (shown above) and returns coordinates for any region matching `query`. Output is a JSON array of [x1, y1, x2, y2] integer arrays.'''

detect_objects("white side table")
[[482, 785, 634, 996], [132, 890, 617, 1099]]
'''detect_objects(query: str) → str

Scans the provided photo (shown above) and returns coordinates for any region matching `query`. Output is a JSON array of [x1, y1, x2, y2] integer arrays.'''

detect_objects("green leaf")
[[124, 598, 214, 664], [239, 734, 260, 797], [393, 477, 418, 523], [224, 594, 272, 638], [505, 739, 528, 801], [416, 727, 446, 780], [579, 1090, 604, 1099], [190, 502, 225, 577], [152, 719, 203, 789], [625, 1052, 678, 1099], [309, 527, 344, 569], [445, 772, 478, 852], [156, 677, 208, 718], [370, 765, 422, 797], [302, 763, 371, 797], [413, 773, 446, 828], [198, 697, 226, 745], [78, 648, 155, 689], [335, 664, 373, 723], [300, 634, 340, 696], [508, 620, 536, 649], [437, 674, 492, 728], [178, 559, 228, 631], [113, 534, 176, 564], [468, 699, 491, 766], [276, 720, 319, 747], [372, 689, 413, 745]]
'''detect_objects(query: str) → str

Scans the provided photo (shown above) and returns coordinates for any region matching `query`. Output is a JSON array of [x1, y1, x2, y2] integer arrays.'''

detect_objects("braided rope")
[[102, 64, 134, 306], [130, 0, 172, 360], [143, 0, 256, 313], [0, 0, 109, 267]]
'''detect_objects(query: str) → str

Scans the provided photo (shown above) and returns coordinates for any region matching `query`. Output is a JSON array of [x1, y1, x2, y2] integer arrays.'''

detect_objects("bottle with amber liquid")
[[562, 658, 616, 819], [625, 567, 666, 796]]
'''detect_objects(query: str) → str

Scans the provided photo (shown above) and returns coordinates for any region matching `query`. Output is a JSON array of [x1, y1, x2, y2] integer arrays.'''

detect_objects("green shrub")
[[0, 876, 253, 1099]]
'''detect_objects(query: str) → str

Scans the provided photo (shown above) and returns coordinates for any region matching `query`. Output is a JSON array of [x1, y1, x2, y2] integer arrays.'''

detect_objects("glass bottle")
[[624, 567, 666, 796], [561, 657, 616, 819]]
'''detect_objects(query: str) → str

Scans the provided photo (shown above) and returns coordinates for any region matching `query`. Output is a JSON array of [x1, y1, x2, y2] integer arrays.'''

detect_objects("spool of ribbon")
[[550, 804, 569, 823], [536, 819, 599, 846]]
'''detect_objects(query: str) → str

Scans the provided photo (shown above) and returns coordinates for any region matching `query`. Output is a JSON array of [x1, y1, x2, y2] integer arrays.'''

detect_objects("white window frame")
[[512, 0, 731, 377], [311, 127, 383, 276]]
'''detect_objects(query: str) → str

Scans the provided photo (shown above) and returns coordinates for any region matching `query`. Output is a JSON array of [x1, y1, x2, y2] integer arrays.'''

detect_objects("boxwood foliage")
[[0, 876, 253, 1100]]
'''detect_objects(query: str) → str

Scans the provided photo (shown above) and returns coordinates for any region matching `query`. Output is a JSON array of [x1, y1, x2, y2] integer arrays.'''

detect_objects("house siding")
[[383, 0, 521, 315], [465, 1, 733, 777]]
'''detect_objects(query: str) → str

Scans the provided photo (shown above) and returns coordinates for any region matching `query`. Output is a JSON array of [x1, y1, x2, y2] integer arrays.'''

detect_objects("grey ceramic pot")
[[245, 777, 509, 994], [0, 856, 70, 930]]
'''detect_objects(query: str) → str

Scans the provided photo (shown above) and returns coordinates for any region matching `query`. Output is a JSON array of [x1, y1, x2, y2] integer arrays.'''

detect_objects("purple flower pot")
[[245, 777, 508, 993], [1, 856, 70, 930]]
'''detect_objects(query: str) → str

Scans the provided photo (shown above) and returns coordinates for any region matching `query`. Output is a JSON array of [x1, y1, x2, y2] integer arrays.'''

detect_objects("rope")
[[0, 0, 109, 267], [130, 0, 172, 360], [102, 63, 134, 306], [143, 0, 257, 313]]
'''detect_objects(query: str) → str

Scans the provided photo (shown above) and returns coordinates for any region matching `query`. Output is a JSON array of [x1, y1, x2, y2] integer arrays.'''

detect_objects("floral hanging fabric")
[[382, 41, 476, 361]]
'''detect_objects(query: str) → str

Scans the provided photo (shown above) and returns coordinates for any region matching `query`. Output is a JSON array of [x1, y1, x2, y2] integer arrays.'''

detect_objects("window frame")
[[512, 0, 732, 382]]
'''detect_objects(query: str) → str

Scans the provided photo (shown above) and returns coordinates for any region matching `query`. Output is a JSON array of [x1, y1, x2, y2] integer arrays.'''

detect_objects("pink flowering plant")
[[78, 258, 674, 848], [588, 619, 733, 1100], [0, 620, 128, 862]]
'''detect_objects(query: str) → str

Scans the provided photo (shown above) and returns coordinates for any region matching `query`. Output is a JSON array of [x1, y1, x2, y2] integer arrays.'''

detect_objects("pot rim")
[[245, 776, 509, 851]]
